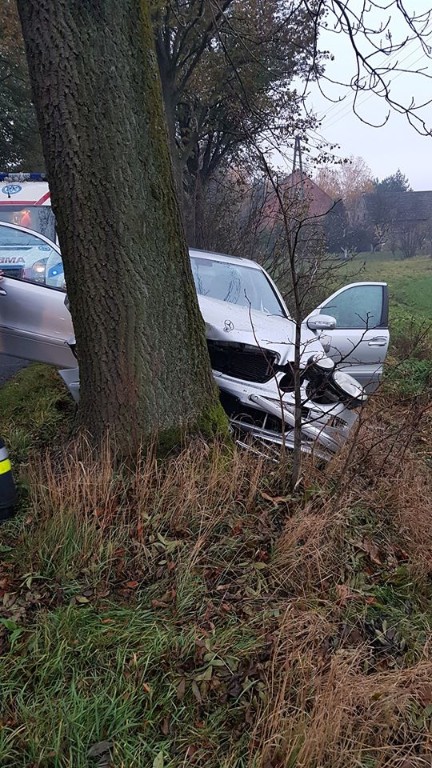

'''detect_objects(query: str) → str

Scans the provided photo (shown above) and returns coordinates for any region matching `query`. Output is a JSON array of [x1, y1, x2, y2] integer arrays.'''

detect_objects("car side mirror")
[[307, 314, 337, 331]]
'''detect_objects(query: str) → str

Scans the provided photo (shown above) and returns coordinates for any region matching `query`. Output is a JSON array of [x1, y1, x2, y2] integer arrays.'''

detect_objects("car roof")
[[189, 247, 262, 270]]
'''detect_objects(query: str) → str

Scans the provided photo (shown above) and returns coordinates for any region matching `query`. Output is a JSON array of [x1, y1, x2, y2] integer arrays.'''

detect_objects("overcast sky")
[[299, 3, 432, 190]]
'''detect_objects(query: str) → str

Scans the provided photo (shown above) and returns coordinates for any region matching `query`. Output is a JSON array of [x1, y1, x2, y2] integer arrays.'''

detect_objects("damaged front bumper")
[[214, 371, 359, 460]]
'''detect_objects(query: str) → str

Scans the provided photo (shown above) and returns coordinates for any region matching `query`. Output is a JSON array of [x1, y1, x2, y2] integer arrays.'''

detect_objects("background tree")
[[363, 170, 417, 257], [314, 156, 375, 253], [314, 156, 374, 204], [195, 164, 261, 257], [17, 0, 225, 454], [152, 0, 321, 245], [398, 220, 425, 260], [375, 170, 411, 195], [0, 0, 43, 169], [323, 199, 350, 255]]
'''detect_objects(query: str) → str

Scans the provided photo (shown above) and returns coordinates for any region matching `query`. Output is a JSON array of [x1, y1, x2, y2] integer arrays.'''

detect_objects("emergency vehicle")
[[0, 172, 56, 281]]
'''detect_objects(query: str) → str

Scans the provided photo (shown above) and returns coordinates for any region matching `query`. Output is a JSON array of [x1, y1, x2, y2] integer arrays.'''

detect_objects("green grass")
[[0, 604, 264, 767], [0, 364, 74, 462], [385, 358, 432, 397]]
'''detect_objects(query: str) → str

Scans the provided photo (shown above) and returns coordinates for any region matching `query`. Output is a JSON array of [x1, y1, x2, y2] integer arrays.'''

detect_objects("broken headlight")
[[306, 354, 335, 381], [278, 355, 331, 392], [305, 355, 366, 408], [328, 369, 367, 407], [305, 354, 336, 402]]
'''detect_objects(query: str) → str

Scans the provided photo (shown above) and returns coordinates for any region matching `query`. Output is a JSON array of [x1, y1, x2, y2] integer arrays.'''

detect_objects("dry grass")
[[1, 389, 432, 766], [254, 606, 432, 768], [251, 396, 432, 767], [271, 502, 347, 597], [11, 435, 284, 617], [335, 395, 432, 581]]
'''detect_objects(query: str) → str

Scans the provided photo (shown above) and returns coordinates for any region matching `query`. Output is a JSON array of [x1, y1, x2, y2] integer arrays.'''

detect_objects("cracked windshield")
[[191, 256, 286, 317]]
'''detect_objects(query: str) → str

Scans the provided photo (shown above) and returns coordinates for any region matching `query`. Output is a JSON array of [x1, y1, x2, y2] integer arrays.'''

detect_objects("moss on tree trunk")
[[17, 0, 227, 454]]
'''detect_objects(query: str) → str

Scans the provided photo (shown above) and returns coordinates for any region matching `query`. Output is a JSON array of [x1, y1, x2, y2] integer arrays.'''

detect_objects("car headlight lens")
[[24, 258, 47, 283], [32, 260, 47, 274], [330, 370, 367, 406]]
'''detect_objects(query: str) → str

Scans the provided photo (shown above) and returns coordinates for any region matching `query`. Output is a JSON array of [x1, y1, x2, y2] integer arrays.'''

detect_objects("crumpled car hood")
[[198, 295, 323, 364]]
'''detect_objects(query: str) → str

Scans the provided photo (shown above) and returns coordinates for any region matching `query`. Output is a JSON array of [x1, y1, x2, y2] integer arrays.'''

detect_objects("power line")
[[322, 53, 430, 131], [317, 29, 432, 129], [318, 32, 427, 124]]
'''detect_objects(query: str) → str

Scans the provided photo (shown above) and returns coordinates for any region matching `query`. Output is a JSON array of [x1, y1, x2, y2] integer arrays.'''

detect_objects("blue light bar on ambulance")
[[0, 173, 47, 182]]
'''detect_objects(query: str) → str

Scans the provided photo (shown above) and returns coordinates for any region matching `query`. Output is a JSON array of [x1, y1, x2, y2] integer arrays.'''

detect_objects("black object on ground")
[[0, 437, 17, 522]]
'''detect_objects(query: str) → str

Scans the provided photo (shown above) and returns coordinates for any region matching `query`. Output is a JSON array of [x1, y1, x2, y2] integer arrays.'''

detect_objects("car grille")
[[207, 340, 278, 383]]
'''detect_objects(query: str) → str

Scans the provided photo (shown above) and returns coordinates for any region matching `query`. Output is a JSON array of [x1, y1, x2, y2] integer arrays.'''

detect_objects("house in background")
[[359, 190, 432, 257], [259, 170, 334, 228]]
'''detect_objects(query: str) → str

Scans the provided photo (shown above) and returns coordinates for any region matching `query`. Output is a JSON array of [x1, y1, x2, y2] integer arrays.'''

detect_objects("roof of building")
[[364, 190, 432, 223], [260, 171, 334, 226]]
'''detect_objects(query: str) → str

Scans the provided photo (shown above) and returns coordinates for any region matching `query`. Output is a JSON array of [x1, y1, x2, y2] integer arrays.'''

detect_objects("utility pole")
[[292, 135, 305, 200]]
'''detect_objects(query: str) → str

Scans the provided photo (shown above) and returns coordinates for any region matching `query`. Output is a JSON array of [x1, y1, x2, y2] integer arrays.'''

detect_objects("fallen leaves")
[[87, 740, 113, 767], [335, 583, 378, 606], [75, 595, 90, 605], [176, 677, 186, 700], [335, 583, 357, 605], [359, 537, 383, 566]]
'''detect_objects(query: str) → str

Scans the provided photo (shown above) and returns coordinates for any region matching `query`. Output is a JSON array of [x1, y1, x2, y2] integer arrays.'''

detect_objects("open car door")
[[0, 221, 75, 368], [305, 282, 389, 391]]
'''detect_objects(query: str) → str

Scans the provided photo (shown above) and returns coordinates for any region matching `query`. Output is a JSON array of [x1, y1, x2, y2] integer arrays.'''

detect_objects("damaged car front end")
[[191, 251, 367, 459], [198, 300, 365, 460]]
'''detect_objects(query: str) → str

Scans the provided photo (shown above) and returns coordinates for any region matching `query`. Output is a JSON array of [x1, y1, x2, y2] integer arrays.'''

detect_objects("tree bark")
[[17, 0, 226, 453]]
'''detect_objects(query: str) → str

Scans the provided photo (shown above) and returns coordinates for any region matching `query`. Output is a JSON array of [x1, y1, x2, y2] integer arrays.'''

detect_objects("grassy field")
[[342, 252, 432, 322], [0, 258, 431, 767]]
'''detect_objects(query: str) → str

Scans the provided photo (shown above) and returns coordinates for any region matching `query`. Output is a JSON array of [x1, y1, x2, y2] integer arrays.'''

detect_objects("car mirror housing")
[[307, 314, 337, 331]]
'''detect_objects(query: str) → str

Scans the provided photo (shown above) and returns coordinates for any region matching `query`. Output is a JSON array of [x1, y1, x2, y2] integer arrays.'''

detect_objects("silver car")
[[0, 222, 389, 458]]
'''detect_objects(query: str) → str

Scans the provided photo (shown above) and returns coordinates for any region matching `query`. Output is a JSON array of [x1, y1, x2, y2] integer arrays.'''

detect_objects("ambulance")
[[0, 172, 57, 282]]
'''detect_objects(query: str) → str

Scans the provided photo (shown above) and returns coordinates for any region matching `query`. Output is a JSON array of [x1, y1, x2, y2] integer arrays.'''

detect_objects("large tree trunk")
[[17, 0, 226, 453]]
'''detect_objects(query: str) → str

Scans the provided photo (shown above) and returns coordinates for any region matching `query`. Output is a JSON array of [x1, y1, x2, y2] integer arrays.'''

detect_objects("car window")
[[0, 206, 56, 243], [321, 285, 384, 329], [190, 257, 286, 317], [0, 224, 64, 289]]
